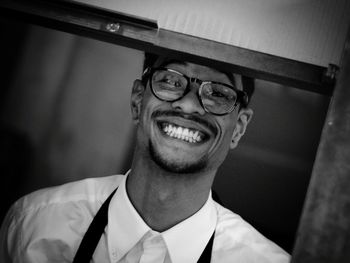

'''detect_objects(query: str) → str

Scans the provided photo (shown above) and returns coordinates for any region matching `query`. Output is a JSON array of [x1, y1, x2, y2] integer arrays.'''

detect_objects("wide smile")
[[157, 121, 209, 144]]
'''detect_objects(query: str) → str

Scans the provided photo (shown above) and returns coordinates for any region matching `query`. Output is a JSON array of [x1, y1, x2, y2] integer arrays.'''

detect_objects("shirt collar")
[[107, 172, 217, 263], [162, 192, 217, 263]]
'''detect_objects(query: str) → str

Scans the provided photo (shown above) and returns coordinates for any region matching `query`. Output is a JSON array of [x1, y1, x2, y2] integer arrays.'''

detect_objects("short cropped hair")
[[142, 53, 255, 107]]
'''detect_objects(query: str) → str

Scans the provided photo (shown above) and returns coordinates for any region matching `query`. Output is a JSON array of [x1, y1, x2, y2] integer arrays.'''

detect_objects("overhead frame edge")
[[0, 0, 335, 95]]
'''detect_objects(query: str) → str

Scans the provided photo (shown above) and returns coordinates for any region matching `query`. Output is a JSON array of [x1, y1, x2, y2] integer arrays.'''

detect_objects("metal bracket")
[[323, 63, 340, 84], [0, 0, 336, 96]]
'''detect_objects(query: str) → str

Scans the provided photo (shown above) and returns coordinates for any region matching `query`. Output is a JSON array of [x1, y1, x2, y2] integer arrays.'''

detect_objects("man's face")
[[131, 61, 252, 174]]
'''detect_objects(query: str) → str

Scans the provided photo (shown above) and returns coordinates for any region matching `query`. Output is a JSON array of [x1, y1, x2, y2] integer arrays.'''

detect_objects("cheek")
[[140, 88, 152, 112], [220, 129, 235, 153], [138, 91, 168, 134], [139, 91, 158, 123], [218, 114, 237, 138], [215, 116, 237, 151]]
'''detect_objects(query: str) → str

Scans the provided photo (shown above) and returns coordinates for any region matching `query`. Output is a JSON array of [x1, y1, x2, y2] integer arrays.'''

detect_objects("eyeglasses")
[[144, 67, 248, 116]]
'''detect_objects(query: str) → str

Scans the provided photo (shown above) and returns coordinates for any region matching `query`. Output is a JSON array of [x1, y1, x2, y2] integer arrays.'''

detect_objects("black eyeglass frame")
[[143, 67, 249, 116]]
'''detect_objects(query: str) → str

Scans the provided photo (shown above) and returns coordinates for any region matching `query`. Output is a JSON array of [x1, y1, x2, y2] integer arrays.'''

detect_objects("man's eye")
[[161, 78, 182, 88], [205, 89, 225, 98], [211, 91, 225, 97]]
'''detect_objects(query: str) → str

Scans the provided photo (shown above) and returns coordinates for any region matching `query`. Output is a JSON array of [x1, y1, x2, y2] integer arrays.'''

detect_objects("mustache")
[[152, 110, 217, 134]]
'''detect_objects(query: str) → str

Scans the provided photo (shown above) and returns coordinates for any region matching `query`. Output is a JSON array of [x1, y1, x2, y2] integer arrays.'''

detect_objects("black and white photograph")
[[0, 0, 350, 262]]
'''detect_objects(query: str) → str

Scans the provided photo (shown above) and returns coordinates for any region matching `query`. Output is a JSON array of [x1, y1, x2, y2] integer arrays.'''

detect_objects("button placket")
[[140, 234, 166, 263]]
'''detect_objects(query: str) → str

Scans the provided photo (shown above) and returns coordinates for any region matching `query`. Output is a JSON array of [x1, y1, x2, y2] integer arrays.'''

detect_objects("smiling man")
[[0, 54, 290, 263]]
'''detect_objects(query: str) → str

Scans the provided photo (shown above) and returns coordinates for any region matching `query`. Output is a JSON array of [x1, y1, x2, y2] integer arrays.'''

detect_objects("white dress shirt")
[[0, 173, 290, 263], [107, 173, 216, 263]]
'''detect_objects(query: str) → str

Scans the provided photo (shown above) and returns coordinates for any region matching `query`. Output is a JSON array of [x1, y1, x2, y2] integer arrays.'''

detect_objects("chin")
[[149, 140, 208, 174]]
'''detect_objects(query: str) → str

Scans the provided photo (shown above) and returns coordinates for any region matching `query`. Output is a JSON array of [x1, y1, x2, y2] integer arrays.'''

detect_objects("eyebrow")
[[158, 59, 237, 87]]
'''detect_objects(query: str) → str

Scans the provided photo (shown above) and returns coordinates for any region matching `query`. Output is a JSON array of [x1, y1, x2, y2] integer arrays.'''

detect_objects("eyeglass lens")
[[151, 69, 238, 115]]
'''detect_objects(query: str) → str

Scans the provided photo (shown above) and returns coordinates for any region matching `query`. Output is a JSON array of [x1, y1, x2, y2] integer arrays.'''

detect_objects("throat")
[[137, 184, 193, 231], [126, 168, 211, 232], [141, 192, 184, 232]]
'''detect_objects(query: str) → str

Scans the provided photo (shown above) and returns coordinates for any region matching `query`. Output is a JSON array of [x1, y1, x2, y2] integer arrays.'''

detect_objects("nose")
[[171, 84, 206, 115]]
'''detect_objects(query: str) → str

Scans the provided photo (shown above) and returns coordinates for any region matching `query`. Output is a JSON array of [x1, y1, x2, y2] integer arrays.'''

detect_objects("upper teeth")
[[163, 124, 202, 143]]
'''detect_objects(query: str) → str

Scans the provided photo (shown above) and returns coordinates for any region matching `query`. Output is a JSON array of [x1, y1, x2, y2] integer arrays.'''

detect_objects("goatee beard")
[[148, 140, 208, 174]]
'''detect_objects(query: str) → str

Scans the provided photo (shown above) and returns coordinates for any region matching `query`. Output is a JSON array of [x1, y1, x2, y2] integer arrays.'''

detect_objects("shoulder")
[[0, 174, 125, 262], [11, 174, 125, 222], [213, 202, 290, 263], [13, 174, 125, 217]]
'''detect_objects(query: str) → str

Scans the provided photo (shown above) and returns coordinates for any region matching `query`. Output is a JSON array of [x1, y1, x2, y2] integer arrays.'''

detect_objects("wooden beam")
[[291, 26, 350, 263], [0, 0, 335, 95]]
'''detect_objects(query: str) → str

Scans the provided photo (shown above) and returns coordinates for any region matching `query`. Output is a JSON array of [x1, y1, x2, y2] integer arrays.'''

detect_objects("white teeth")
[[193, 131, 199, 140], [162, 124, 203, 143], [183, 128, 189, 137]]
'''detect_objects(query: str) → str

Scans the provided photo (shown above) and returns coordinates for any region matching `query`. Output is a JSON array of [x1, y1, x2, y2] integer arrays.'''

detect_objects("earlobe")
[[130, 80, 145, 123], [230, 108, 253, 149]]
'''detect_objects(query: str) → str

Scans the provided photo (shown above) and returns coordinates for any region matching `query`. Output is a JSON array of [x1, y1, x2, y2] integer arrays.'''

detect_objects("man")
[[0, 54, 290, 262]]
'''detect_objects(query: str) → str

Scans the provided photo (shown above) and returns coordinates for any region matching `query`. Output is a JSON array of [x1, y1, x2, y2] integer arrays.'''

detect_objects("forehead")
[[158, 60, 233, 85]]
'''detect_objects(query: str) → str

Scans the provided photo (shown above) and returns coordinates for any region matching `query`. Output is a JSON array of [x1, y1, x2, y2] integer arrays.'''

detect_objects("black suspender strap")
[[197, 230, 215, 263], [73, 188, 117, 263], [73, 188, 214, 263]]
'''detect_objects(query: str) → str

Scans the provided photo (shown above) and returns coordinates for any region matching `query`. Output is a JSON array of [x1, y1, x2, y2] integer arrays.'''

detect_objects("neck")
[[126, 151, 215, 232]]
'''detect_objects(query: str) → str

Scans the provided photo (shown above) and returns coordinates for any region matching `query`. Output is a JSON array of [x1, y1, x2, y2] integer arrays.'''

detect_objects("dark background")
[[0, 17, 330, 253]]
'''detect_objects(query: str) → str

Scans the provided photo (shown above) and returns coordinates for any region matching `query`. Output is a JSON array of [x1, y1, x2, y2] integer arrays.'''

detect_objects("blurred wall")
[[0, 19, 142, 221]]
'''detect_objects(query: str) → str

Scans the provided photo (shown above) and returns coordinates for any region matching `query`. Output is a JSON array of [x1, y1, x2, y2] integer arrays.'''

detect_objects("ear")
[[130, 79, 145, 124], [230, 107, 253, 149]]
